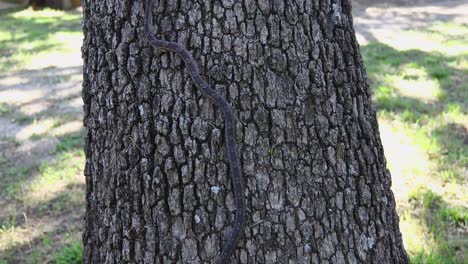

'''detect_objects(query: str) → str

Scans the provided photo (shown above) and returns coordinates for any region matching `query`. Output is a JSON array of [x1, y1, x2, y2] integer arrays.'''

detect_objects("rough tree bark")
[[82, 0, 409, 263]]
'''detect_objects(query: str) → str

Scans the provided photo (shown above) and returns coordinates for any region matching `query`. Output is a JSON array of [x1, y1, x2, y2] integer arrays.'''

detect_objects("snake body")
[[144, 0, 245, 263]]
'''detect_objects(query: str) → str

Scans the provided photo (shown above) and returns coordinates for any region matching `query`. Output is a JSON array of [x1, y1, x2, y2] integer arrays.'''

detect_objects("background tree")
[[82, 0, 409, 263]]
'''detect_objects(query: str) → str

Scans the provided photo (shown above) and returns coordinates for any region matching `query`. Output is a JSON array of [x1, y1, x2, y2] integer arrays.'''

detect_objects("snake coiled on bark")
[[144, 0, 245, 263]]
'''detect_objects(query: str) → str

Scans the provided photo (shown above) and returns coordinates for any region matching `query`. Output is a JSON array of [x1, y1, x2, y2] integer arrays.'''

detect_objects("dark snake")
[[144, 0, 245, 263]]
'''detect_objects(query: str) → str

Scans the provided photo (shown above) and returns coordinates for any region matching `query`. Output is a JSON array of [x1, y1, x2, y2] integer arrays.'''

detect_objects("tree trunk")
[[82, 0, 409, 263]]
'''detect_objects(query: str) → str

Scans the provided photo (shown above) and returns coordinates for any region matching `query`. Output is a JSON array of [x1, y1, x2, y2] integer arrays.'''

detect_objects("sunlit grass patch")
[[373, 21, 468, 57], [363, 22, 467, 182], [15, 118, 56, 141], [400, 210, 430, 255]]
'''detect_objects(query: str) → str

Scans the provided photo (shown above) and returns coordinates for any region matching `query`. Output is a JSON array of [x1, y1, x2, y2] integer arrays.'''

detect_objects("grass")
[[0, 133, 85, 262], [54, 132, 84, 153], [361, 21, 467, 263], [407, 189, 467, 263], [1, 132, 84, 203], [0, 7, 82, 72], [0, 7, 84, 262], [54, 239, 83, 264]]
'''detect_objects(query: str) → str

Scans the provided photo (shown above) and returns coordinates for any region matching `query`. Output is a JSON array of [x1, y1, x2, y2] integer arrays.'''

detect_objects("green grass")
[[0, 7, 84, 263], [362, 21, 467, 263], [0, 134, 84, 261], [362, 27, 467, 183], [54, 239, 83, 264], [54, 132, 84, 153], [408, 189, 467, 264], [0, 7, 82, 72]]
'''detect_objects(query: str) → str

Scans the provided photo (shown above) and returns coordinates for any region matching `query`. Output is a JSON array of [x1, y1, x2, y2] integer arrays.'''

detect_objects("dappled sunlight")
[[26, 176, 85, 208], [0, 75, 28, 86], [0, 6, 86, 263], [443, 181, 468, 207], [376, 66, 467, 259], [0, 140, 85, 260], [28, 38, 83, 69], [1, 225, 37, 252], [393, 78, 440, 102], [15, 118, 55, 141], [66, 96, 84, 110], [0, 7, 82, 71], [384, 64, 443, 103], [10, 138, 56, 167], [0, 214, 59, 252], [0, 88, 44, 105], [52, 121, 83, 137], [0, 66, 82, 117]]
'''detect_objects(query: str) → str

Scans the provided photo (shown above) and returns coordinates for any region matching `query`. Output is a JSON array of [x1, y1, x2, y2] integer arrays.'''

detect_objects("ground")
[[0, 1, 466, 263]]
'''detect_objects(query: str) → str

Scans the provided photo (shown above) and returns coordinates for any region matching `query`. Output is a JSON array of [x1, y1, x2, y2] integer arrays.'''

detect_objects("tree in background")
[[82, 0, 409, 263]]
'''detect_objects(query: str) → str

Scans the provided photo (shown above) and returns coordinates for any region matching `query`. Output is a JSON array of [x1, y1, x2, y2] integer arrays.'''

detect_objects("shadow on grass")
[[362, 43, 467, 111], [0, 65, 82, 130], [0, 65, 82, 90], [361, 42, 467, 180]]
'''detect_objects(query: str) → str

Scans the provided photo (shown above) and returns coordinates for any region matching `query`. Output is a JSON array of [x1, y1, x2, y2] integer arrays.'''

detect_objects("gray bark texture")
[[82, 0, 409, 263]]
